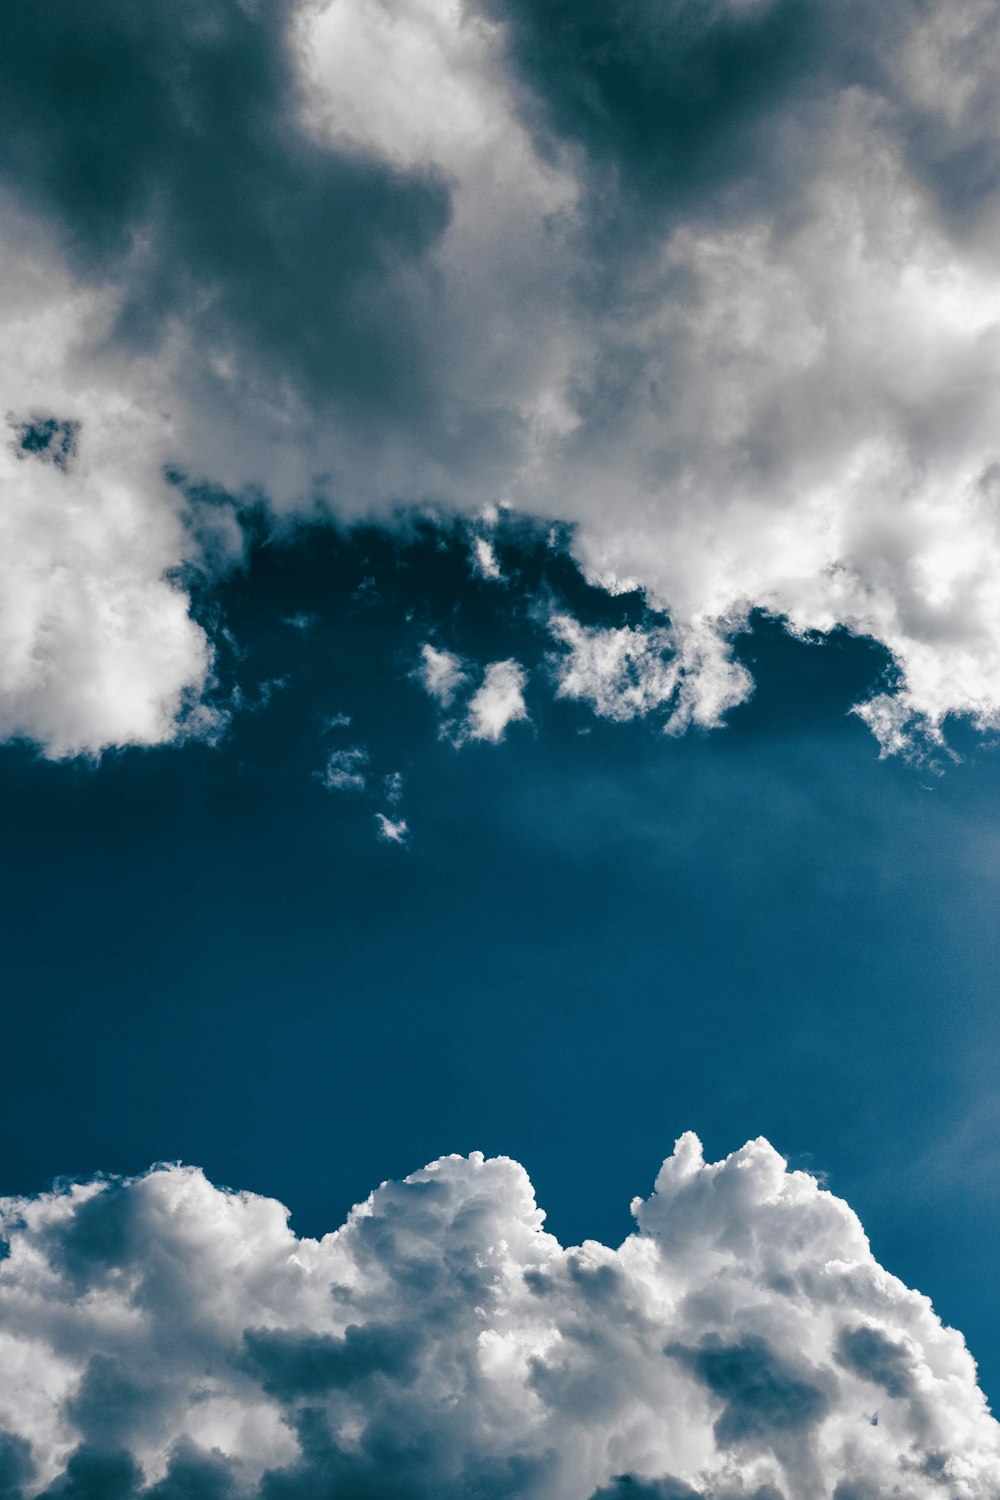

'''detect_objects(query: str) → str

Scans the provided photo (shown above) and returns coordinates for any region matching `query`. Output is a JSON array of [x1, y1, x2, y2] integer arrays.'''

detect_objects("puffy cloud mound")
[[0, 1135, 997, 1499], [417, 648, 530, 745], [5, 0, 1000, 752]]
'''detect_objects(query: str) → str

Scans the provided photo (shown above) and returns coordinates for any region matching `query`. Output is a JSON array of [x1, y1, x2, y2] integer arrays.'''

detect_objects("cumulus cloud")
[[462, 659, 530, 744], [5, 0, 1000, 753], [416, 645, 469, 710], [549, 615, 752, 734], [417, 647, 528, 745], [0, 1135, 997, 1499]]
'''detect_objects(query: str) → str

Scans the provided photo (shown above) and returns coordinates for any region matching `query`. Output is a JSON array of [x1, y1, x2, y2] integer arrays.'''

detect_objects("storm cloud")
[[0, 1135, 998, 1499], [4, 0, 1000, 754]]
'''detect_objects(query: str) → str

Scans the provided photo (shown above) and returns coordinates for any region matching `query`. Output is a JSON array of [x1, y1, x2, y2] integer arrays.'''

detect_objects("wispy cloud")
[[374, 812, 409, 846], [461, 659, 529, 745], [316, 745, 369, 793], [416, 644, 469, 710]]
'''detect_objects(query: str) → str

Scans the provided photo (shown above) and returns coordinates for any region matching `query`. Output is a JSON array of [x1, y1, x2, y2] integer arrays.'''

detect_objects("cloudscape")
[[3, 1137, 999, 1499], [2, 0, 1000, 1495]]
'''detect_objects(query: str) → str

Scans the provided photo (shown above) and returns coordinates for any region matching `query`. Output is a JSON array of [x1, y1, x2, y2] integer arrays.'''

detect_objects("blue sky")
[[3, 2, 1000, 1494], [3, 523, 999, 1403]]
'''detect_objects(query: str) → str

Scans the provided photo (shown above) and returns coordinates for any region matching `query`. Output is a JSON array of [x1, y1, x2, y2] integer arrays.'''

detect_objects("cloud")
[[462, 659, 529, 744], [416, 645, 469, 710], [382, 771, 405, 805], [315, 746, 368, 793], [0, 1135, 998, 1499], [0, 399, 216, 760], [549, 615, 752, 734], [417, 647, 528, 746], [5, 0, 1000, 753], [374, 812, 409, 845]]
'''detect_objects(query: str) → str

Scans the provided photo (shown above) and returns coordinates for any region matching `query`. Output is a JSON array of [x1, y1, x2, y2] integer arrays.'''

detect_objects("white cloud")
[[0, 219, 217, 759], [6, 0, 1000, 754], [316, 745, 368, 792], [416, 643, 469, 709], [375, 811, 409, 844], [462, 658, 529, 744], [417, 647, 528, 746], [549, 614, 753, 734], [473, 536, 504, 581], [0, 1135, 997, 1498]]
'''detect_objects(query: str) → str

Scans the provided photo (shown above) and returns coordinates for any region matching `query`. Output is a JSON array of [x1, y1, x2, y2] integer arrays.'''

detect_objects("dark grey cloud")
[[10, 415, 79, 472], [666, 1335, 829, 1446], [835, 1324, 915, 1401], [479, 0, 1000, 250], [588, 1476, 706, 1500], [66, 1358, 157, 1453], [241, 1323, 420, 1398], [588, 1479, 785, 1500], [0, 1434, 34, 1500], [0, 0, 449, 424], [39, 1448, 143, 1500], [145, 1443, 238, 1500], [47, 1183, 133, 1289]]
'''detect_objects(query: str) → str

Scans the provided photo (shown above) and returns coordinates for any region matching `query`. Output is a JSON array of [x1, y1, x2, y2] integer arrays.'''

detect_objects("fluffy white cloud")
[[462, 658, 529, 744], [316, 745, 369, 792], [417, 646, 530, 745], [416, 644, 469, 709], [6, 0, 1000, 754], [0, 1135, 997, 1498], [375, 811, 409, 844]]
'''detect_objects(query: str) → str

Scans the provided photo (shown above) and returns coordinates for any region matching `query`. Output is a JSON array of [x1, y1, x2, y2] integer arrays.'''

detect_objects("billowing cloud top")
[[0, 1135, 997, 1498], [4, 0, 1000, 755]]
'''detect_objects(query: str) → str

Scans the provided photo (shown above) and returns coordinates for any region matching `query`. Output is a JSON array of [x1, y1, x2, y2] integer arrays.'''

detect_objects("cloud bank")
[[5, 0, 1000, 754], [0, 1135, 997, 1499]]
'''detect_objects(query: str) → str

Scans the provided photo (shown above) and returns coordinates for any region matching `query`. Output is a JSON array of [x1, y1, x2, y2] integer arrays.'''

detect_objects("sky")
[[2, 2, 1000, 1497]]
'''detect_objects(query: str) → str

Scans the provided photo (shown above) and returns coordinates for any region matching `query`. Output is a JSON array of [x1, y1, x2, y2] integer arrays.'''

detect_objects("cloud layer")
[[5, 0, 1000, 754], [0, 1135, 997, 1499]]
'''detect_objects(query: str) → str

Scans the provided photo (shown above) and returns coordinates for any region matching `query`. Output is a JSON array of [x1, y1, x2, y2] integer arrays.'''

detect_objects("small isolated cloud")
[[462, 659, 529, 744], [416, 644, 469, 710], [472, 535, 503, 581], [316, 745, 368, 792], [375, 812, 408, 845], [0, 1135, 997, 1498], [0, 400, 216, 759], [7, 0, 1000, 755], [281, 611, 317, 632]]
